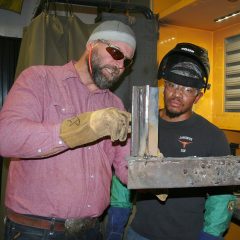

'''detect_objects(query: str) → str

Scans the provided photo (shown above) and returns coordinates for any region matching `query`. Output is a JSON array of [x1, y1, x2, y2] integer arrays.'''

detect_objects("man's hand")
[[90, 107, 131, 142], [60, 108, 131, 148]]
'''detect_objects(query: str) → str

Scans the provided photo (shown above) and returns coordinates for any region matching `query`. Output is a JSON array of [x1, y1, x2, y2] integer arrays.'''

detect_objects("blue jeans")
[[126, 227, 150, 240], [4, 218, 102, 240]]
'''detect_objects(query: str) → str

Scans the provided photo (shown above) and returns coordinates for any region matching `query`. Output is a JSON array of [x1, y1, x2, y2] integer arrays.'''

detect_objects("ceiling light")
[[214, 10, 240, 22], [159, 37, 175, 44]]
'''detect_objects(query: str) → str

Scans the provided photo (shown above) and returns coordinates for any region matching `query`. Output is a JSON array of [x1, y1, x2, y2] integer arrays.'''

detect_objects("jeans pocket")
[[5, 219, 44, 240]]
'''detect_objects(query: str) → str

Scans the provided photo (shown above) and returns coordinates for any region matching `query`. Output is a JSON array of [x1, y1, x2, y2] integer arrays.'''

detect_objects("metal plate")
[[128, 155, 240, 189]]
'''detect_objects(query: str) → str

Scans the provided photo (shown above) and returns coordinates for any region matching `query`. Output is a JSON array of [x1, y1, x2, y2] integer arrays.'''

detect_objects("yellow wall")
[[153, 0, 196, 18], [157, 24, 213, 121], [225, 222, 240, 240]]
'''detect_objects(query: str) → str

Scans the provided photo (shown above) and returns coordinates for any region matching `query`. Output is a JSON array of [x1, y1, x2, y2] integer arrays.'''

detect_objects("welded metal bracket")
[[128, 85, 240, 189], [129, 86, 240, 220]]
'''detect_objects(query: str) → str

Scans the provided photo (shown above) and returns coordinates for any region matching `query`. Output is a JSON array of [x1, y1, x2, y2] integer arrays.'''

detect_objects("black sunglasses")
[[106, 46, 133, 68]]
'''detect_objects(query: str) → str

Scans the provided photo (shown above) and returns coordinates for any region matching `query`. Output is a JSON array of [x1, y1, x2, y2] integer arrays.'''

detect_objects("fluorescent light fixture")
[[214, 10, 240, 22], [159, 37, 175, 44]]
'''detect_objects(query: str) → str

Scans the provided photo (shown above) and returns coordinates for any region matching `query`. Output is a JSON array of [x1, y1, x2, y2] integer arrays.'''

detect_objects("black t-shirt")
[[130, 112, 230, 240]]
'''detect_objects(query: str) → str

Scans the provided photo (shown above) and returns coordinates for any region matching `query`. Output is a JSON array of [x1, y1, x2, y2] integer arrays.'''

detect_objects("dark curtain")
[[0, 36, 21, 107], [0, 36, 21, 200], [15, 13, 99, 78]]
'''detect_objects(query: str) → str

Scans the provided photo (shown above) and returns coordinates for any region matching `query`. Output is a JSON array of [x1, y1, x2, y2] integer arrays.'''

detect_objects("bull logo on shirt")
[[178, 136, 193, 153]]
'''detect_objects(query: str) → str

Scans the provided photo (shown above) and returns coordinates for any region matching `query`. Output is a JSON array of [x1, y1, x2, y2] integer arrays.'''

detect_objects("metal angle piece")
[[131, 85, 159, 157]]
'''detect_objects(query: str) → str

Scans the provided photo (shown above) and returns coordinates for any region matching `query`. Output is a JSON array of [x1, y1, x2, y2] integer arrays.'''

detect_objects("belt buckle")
[[64, 217, 96, 236]]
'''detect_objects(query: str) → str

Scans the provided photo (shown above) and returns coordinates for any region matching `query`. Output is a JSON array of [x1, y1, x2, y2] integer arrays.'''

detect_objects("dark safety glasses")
[[106, 46, 133, 68], [98, 40, 133, 68]]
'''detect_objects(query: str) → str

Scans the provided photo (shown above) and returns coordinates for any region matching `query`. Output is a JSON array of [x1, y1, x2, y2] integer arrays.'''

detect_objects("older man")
[[0, 20, 136, 240]]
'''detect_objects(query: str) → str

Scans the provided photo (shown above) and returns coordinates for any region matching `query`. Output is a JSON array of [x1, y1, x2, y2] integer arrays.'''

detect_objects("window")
[[224, 34, 240, 112]]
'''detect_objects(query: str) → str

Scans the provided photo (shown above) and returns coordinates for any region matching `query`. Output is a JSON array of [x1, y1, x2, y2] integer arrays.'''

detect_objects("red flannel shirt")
[[0, 61, 129, 219]]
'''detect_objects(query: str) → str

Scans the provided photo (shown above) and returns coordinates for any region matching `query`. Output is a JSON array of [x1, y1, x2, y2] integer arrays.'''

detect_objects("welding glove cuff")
[[106, 206, 132, 240], [199, 230, 223, 240]]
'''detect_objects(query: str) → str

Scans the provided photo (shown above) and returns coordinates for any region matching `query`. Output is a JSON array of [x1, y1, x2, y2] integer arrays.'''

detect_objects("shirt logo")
[[178, 136, 193, 153]]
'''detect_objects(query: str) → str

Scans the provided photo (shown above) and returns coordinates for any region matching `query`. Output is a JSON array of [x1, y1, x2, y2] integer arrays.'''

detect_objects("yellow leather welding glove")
[[60, 107, 131, 148]]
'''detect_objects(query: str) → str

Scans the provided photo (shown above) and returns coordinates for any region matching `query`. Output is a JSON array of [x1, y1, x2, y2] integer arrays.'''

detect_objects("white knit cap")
[[87, 20, 136, 51]]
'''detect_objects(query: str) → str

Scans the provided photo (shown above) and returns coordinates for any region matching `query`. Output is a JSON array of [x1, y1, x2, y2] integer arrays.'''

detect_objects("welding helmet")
[[158, 43, 210, 92]]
